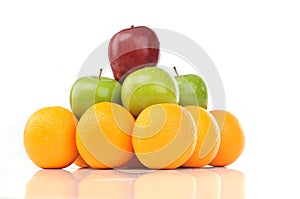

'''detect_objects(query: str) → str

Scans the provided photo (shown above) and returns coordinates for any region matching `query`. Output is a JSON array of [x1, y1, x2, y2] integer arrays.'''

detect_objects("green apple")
[[174, 68, 208, 109], [121, 67, 179, 117], [70, 73, 121, 119]]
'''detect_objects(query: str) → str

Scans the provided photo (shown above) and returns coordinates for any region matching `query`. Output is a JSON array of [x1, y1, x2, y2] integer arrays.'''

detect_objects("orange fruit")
[[209, 110, 245, 166], [24, 106, 78, 169], [25, 169, 77, 199], [182, 106, 220, 167], [118, 153, 146, 169], [74, 155, 89, 168], [76, 102, 134, 168], [132, 103, 197, 169]]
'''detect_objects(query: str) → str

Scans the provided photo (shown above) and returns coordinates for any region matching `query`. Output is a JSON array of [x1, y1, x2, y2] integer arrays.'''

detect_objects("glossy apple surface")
[[121, 67, 179, 117], [175, 74, 208, 109], [108, 26, 159, 81], [70, 76, 121, 119]]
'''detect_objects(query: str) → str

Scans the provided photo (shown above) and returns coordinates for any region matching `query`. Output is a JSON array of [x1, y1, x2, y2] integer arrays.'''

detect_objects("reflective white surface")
[[2, 158, 300, 198], [0, 160, 245, 199]]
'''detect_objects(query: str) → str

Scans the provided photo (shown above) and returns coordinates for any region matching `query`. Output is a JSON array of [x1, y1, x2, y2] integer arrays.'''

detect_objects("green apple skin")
[[70, 76, 121, 119], [121, 67, 179, 117], [175, 74, 208, 109]]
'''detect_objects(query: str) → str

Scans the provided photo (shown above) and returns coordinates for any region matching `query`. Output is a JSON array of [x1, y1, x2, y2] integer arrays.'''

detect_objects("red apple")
[[108, 26, 160, 81]]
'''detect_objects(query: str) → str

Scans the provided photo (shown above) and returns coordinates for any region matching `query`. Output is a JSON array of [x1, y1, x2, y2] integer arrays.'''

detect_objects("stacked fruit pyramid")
[[24, 26, 245, 169]]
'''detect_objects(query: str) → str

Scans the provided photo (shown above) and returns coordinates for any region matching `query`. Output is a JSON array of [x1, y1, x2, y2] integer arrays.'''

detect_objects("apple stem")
[[173, 66, 179, 76], [131, 25, 134, 28], [99, 68, 103, 80]]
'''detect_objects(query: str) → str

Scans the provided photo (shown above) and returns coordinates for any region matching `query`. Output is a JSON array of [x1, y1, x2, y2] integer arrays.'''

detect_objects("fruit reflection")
[[134, 170, 196, 199], [184, 168, 221, 199], [134, 168, 245, 199], [25, 169, 77, 199], [77, 170, 135, 199], [25, 167, 245, 199], [212, 168, 246, 199], [72, 168, 91, 181]]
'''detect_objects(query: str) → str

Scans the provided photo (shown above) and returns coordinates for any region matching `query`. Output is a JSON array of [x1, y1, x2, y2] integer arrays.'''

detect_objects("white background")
[[1, 0, 300, 198]]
